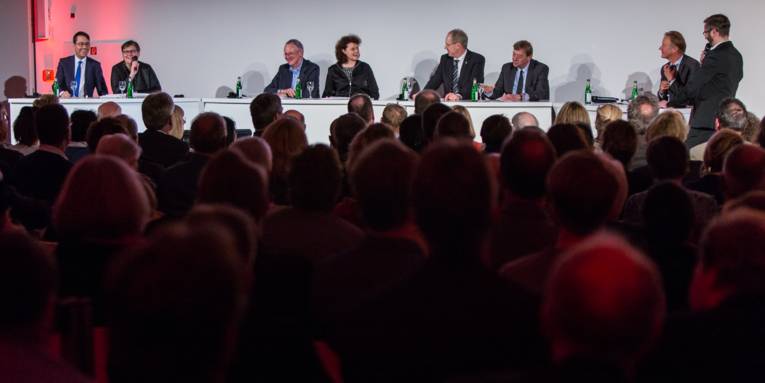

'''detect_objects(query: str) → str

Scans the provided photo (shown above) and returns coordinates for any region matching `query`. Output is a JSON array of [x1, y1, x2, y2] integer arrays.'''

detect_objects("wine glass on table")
[[118, 80, 127, 96], [70, 81, 78, 98], [306, 81, 315, 99]]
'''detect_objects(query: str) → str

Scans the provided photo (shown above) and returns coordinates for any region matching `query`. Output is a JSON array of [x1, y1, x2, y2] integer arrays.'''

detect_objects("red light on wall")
[[42, 69, 54, 82], [90, 47, 97, 55]]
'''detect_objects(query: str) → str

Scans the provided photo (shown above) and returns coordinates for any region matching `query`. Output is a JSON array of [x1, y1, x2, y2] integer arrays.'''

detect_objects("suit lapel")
[[459, 51, 472, 89]]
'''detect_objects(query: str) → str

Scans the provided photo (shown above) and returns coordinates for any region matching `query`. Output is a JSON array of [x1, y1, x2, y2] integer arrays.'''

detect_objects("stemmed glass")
[[118, 80, 127, 96], [408, 77, 416, 95], [70, 81, 78, 97], [306, 81, 314, 99]]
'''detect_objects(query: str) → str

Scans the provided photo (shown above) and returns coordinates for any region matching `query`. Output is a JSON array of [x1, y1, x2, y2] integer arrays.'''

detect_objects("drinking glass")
[[306, 81, 314, 99], [118, 80, 127, 95], [70, 81, 78, 97]]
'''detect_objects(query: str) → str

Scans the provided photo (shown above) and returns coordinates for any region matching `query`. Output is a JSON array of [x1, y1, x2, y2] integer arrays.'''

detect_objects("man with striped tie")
[[54, 31, 108, 98], [423, 29, 485, 101]]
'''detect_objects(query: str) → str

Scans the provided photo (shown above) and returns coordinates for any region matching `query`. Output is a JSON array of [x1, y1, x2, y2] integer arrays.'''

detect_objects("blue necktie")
[[74, 60, 83, 97]]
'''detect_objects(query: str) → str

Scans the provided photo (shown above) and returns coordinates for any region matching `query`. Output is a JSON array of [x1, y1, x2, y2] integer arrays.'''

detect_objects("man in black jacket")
[[110, 40, 162, 94], [138, 92, 189, 168], [486, 40, 550, 101], [663, 14, 743, 148], [423, 29, 485, 101], [657, 31, 700, 106], [264, 39, 321, 98]]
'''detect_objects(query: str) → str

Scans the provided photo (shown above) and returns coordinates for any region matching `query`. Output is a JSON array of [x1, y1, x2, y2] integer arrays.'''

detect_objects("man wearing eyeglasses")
[[110, 40, 162, 94], [54, 31, 108, 98]]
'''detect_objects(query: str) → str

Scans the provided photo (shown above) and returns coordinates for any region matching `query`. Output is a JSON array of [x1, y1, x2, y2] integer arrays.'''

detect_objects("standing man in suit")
[[264, 39, 321, 98], [485, 40, 550, 101], [423, 29, 485, 101], [54, 31, 108, 98], [657, 31, 700, 106], [660, 14, 743, 148]]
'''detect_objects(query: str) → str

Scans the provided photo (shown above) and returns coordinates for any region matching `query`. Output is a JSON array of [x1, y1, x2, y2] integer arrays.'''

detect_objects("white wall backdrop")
[[0, 0, 33, 101], [31, 0, 765, 117]]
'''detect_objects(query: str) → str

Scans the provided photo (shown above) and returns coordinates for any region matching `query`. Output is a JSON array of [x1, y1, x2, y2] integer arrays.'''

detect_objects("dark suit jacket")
[[658, 54, 700, 104], [669, 41, 743, 129], [54, 55, 108, 97], [10, 150, 72, 204], [157, 152, 210, 217], [424, 50, 485, 100], [0, 146, 23, 178], [137, 129, 189, 168], [110, 61, 162, 94], [322, 61, 380, 100], [264, 59, 321, 98], [488, 59, 550, 101]]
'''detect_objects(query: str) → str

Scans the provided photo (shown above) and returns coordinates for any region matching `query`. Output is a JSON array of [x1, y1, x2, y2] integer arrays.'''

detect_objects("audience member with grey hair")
[[511, 111, 539, 131], [690, 98, 748, 161], [138, 92, 188, 168]]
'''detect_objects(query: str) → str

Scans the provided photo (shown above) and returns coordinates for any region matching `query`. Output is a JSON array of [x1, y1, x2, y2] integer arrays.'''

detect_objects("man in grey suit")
[[657, 31, 700, 106], [485, 41, 550, 101]]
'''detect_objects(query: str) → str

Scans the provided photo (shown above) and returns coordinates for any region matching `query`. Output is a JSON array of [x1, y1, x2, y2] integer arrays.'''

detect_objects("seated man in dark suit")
[[158, 112, 227, 217], [423, 29, 485, 101], [264, 39, 320, 98], [54, 31, 108, 98], [657, 31, 700, 106], [486, 40, 550, 101], [110, 40, 162, 94], [138, 92, 189, 168]]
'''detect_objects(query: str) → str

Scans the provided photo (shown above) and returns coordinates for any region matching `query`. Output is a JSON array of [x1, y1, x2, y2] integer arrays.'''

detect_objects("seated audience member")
[[546, 123, 588, 157], [97, 134, 158, 212], [54, 155, 150, 323], [223, 116, 237, 146], [594, 104, 623, 147], [687, 129, 744, 205], [501, 150, 619, 295], [511, 111, 540, 131], [113, 114, 139, 142], [346, 123, 395, 172], [106, 223, 247, 383], [11, 106, 38, 156], [480, 114, 513, 154], [540, 233, 665, 382], [329, 112, 366, 164], [32, 95, 59, 108], [97, 101, 122, 119], [640, 209, 765, 382], [621, 136, 717, 241], [328, 140, 544, 382], [264, 39, 321, 98], [640, 182, 698, 312], [421, 102, 452, 144], [452, 105, 477, 139], [138, 92, 189, 168], [488, 128, 557, 269], [261, 144, 363, 264], [109, 40, 162, 94], [554, 101, 591, 126], [348, 93, 375, 124], [230, 136, 273, 172], [262, 118, 308, 205], [86, 117, 128, 153], [723, 191, 765, 214], [313, 140, 425, 326], [601, 120, 653, 196], [0, 110, 23, 176], [690, 98, 747, 161], [249, 93, 283, 137], [434, 111, 473, 142], [0, 232, 91, 383], [413, 89, 440, 115], [197, 150, 270, 224], [168, 105, 185, 140], [65, 110, 97, 163], [628, 95, 660, 170], [575, 122, 595, 148], [741, 111, 759, 143], [158, 112, 228, 217], [284, 110, 305, 128], [186, 204, 257, 267], [381, 103, 407, 136], [723, 144, 765, 200], [398, 114, 426, 153]]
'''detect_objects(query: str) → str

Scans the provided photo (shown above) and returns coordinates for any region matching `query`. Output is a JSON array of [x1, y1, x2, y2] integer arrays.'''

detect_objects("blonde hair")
[[703, 128, 744, 174], [595, 104, 623, 141], [555, 102, 592, 127], [262, 117, 308, 180], [169, 105, 185, 139], [381, 104, 407, 133], [645, 110, 688, 142], [452, 105, 476, 138]]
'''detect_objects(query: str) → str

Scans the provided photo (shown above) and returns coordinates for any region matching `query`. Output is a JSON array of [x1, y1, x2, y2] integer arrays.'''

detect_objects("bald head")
[[189, 112, 227, 154], [511, 111, 540, 131], [723, 144, 765, 199], [96, 133, 142, 169], [414, 89, 441, 115], [348, 94, 374, 123], [98, 101, 122, 119], [230, 136, 273, 172], [284, 109, 305, 126]]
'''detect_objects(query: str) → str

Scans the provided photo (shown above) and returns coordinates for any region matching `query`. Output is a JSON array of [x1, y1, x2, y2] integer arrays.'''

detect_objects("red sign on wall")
[[42, 69, 54, 82]]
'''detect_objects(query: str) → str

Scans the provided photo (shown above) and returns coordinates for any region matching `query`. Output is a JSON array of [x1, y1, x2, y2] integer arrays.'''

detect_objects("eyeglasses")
[[75, 42, 91, 47], [703, 28, 712, 35], [122, 49, 138, 54]]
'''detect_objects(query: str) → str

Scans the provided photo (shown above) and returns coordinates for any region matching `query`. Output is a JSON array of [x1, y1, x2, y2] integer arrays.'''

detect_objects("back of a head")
[[289, 144, 342, 212], [35, 103, 70, 147], [330, 113, 366, 161], [414, 140, 494, 258], [249, 93, 283, 134], [13, 106, 38, 146], [741, 112, 760, 143], [704, 128, 744, 173], [351, 139, 418, 231], [435, 111, 472, 141], [0, 231, 54, 336], [414, 89, 440, 115], [575, 122, 595, 148], [198, 149, 269, 222], [399, 114, 425, 153], [284, 109, 305, 125], [114, 114, 139, 142], [381, 103, 407, 130], [716, 100, 747, 133], [106, 223, 246, 383], [554, 101, 591, 127], [54, 155, 149, 239], [187, 204, 257, 267], [87, 117, 129, 153], [421, 102, 452, 143], [347, 123, 395, 170], [230, 136, 273, 172], [628, 95, 660, 135], [348, 94, 374, 123], [594, 104, 623, 140], [451, 105, 475, 138], [32, 94, 59, 109], [96, 133, 142, 168], [647, 135, 688, 181], [643, 181, 695, 244], [223, 116, 236, 146], [645, 110, 688, 142], [70, 109, 98, 143], [98, 101, 122, 119], [262, 117, 308, 178], [546, 123, 589, 157], [723, 144, 765, 199], [601, 120, 638, 169], [511, 111, 540, 132], [481, 114, 512, 154], [543, 232, 664, 364], [189, 112, 227, 155], [141, 92, 174, 131], [547, 150, 618, 235], [501, 128, 557, 200]]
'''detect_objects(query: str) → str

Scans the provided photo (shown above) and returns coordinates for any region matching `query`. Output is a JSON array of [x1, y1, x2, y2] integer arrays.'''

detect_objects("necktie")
[[74, 60, 83, 97], [516, 69, 525, 95], [452, 59, 460, 94]]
